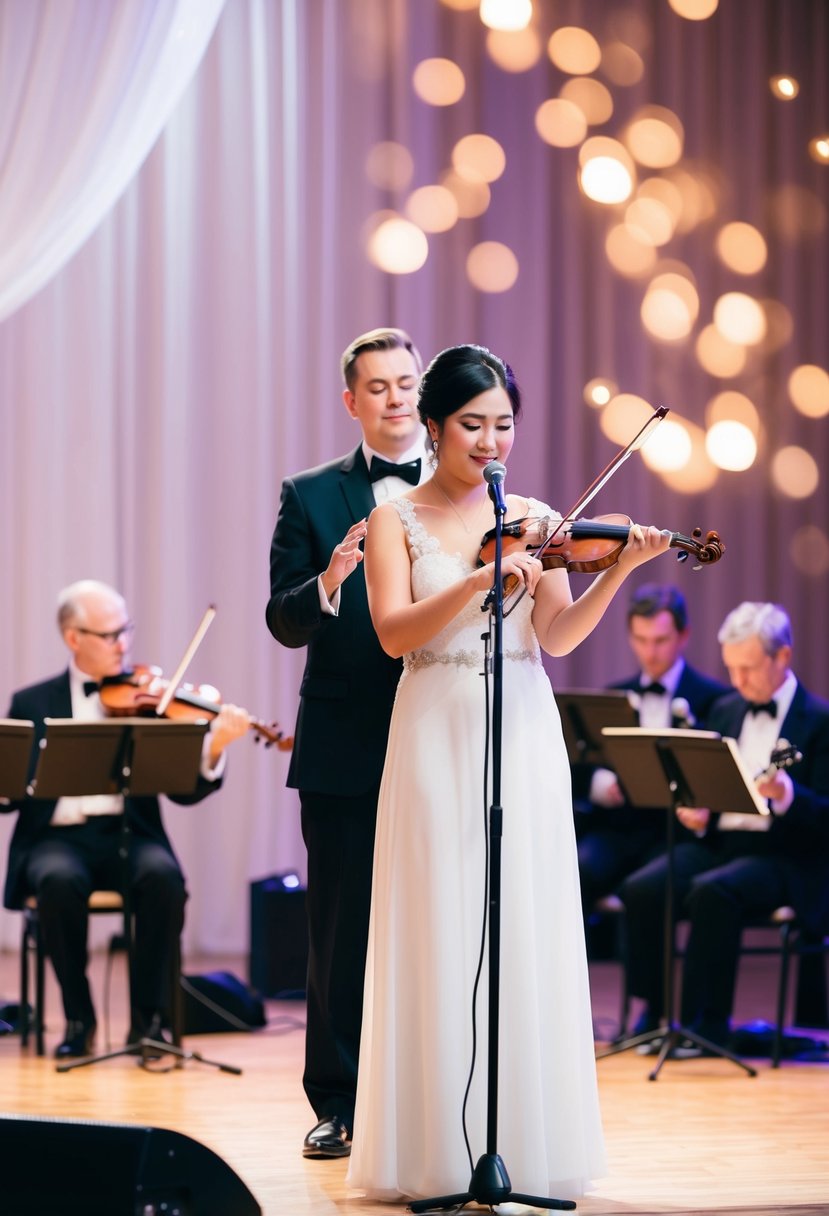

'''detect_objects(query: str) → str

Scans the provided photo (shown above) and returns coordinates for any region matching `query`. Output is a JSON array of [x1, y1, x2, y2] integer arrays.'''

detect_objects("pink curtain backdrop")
[[0, 0, 827, 954]]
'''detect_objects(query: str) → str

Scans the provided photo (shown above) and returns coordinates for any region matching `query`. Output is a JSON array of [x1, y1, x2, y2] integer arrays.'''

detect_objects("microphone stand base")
[[409, 1153, 576, 1213]]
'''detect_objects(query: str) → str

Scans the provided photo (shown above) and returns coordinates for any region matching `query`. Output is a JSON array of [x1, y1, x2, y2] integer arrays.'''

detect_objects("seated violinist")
[[1, 579, 250, 1058]]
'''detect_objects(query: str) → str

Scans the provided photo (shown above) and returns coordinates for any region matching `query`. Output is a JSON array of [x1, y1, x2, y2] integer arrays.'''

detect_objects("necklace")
[[431, 477, 489, 534]]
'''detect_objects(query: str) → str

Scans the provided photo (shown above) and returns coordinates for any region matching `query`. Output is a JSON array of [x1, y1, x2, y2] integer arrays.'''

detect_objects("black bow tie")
[[83, 681, 100, 697], [369, 456, 421, 486], [747, 700, 777, 717], [640, 681, 667, 696]]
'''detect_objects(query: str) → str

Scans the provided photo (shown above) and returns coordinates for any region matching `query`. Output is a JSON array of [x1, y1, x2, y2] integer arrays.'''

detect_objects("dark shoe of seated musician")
[[126, 1009, 171, 1061], [55, 1018, 97, 1060], [303, 1115, 352, 1159]]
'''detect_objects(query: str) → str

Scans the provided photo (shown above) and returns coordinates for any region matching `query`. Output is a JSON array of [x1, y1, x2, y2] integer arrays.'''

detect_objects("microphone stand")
[[411, 477, 573, 1214]]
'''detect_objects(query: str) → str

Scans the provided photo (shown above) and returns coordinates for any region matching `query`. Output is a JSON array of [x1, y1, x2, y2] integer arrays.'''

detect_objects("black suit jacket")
[[2, 671, 223, 911], [266, 446, 403, 797], [704, 682, 829, 936]]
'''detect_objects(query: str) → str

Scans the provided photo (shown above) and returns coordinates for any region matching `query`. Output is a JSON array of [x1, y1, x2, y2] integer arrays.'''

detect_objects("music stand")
[[28, 719, 241, 1075], [595, 727, 762, 1079], [556, 690, 638, 768], [0, 720, 36, 800]]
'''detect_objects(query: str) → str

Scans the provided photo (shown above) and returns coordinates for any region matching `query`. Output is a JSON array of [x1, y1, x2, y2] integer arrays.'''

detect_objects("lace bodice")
[[391, 496, 559, 671]]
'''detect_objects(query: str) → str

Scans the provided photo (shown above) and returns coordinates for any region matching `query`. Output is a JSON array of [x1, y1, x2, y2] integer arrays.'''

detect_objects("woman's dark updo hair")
[[417, 344, 522, 427]]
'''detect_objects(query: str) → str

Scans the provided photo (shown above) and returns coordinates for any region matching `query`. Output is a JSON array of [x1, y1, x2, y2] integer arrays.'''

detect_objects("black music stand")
[[595, 727, 762, 1079], [556, 690, 638, 768], [28, 718, 241, 1074], [0, 720, 36, 1034], [0, 719, 36, 799]]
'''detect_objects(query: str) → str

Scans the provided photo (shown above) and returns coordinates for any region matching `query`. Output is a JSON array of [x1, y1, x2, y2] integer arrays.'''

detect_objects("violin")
[[99, 664, 293, 751], [479, 512, 725, 575]]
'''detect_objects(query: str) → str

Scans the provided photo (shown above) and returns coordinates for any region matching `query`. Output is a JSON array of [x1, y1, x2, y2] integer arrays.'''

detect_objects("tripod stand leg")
[[56, 1036, 243, 1075]]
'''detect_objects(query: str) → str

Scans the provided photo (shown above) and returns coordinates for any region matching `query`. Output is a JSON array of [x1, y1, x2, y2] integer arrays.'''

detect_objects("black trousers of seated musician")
[[25, 815, 186, 1028], [620, 832, 791, 1037]]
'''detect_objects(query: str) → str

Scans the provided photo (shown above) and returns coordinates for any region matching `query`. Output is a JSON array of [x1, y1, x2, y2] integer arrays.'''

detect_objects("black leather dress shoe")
[[54, 1020, 96, 1060], [302, 1115, 351, 1159]]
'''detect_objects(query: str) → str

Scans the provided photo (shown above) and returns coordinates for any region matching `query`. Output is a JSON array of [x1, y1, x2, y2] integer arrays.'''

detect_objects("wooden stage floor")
[[0, 947, 826, 1216]]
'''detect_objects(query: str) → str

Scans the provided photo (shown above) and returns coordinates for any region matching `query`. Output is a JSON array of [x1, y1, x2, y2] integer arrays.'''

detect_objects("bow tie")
[[747, 700, 777, 717], [369, 455, 421, 486], [640, 681, 667, 696], [83, 681, 100, 697]]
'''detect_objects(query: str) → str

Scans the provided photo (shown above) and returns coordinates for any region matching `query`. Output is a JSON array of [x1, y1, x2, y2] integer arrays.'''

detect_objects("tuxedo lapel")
[[339, 447, 375, 523]]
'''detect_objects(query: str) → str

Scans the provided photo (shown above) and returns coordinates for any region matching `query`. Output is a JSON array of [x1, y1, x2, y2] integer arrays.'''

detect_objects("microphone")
[[483, 460, 507, 515], [671, 697, 696, 727]]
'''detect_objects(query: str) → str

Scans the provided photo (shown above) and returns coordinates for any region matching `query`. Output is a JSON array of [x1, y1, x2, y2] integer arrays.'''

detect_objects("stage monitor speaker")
[[0, 1114, 261, 1216], [249, 875, 308, 998]]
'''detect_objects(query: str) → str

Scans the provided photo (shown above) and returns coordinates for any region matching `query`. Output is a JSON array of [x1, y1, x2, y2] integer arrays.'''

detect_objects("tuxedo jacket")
[[704, 681, 829, 936], [571, 661, 729, 806], [266, 446, 403, 798], [2, 671, 223, 911]]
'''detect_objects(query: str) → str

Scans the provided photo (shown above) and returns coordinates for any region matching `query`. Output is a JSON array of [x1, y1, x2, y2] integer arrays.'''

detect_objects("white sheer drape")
[[0, 0, 226, 321], [0, 0, 827, 957]]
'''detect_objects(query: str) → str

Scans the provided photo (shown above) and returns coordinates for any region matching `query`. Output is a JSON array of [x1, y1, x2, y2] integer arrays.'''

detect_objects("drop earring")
[[428, 438, 439, 470]]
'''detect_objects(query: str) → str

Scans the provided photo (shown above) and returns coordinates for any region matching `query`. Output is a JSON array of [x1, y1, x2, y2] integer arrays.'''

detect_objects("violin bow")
[[502, 405, 670, 615], [155, 605, 217, 717]]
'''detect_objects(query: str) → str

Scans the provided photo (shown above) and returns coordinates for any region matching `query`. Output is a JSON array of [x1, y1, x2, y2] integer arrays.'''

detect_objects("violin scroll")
[[674, 526, 725, 569]]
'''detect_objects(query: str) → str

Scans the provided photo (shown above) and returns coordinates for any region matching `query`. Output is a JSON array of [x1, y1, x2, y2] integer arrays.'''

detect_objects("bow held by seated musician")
[[1, 579, 250, 1059]]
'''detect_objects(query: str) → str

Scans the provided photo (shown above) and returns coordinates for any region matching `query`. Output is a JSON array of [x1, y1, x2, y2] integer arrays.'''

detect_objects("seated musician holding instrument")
[[1, 579, 250, 1059], [620, 601, 829, 1056], [574, 585, 727, 1006]]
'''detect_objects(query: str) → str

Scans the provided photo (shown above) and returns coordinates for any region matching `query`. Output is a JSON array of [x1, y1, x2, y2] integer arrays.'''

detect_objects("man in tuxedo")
[[620, 600, 829, 1054], [575, 584, 727, 980], [2, 579, 250, 1058], [266, 327, 426, 1159]]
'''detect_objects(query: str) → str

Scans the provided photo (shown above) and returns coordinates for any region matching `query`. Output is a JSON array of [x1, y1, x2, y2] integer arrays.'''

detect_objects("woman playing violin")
[[347, 345, 672, 1203], [2, 579, 250, 1059]]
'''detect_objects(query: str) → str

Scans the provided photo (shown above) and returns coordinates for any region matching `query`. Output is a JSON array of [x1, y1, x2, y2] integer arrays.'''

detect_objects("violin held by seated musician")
[[98, 664, 293, 751]]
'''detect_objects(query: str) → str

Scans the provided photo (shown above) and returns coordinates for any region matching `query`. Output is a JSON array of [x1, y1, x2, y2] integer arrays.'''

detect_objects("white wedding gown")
[[347, 498, 606, 1202]]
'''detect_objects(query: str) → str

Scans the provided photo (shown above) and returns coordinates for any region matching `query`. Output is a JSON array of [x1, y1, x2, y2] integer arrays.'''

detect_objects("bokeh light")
[[486, 26, 542, 72], [412, 58, 466, 106], [535, 98, 587, 147], [452, 133, 506, 183], [705, 391, 760, 436], [579, 137, 635, 204], [695, 325, 748, 377], [641, 270, 700, 342], [365, 142, 415, 191], [716, 222, 768, 274], [664, 164, 719, 231], [705, 420, 757, 471], [599, 393, 655, 444], [655, 420, 719, 494], [547, 26, 602, 75], [769, 75, 800, 100], [600, 41, 644, 86], [808, 135, 829, 164], [713, 292, 767, 345], [466, 241, 519, 292], [790, 526, 829, 577], [605, 224, 658, 277], [640, 417, 693, 471], [668, 0, 719, 17], [625, 106, 684, 168], [788, 364, 829, 418], [480, 0, 532, 30], [625, 196, 675, 246], [771, 446, 819, 498], [439, 169, 491, 218], [560, 77, 613, 126], [583, 377, 618, 408], [367, 216, 428, 274], [405, 185, 459, 233], [758, 299, 794, 354], [438, 0, 478, 9]]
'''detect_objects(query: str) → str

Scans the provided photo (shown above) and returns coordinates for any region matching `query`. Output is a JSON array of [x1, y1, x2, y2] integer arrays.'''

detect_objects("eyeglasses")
[[75, 622, 135, 645]]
